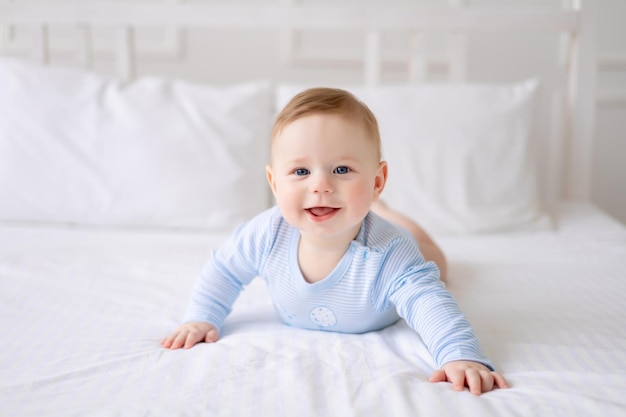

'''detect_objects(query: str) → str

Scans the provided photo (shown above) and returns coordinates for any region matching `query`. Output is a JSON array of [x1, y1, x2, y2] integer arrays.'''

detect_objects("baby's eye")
[[294, 168, 310, 176], [334, 166, 351, 175]]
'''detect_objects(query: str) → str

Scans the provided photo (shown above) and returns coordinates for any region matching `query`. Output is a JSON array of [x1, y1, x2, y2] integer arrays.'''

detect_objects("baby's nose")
[[310, 173, 333, 193]]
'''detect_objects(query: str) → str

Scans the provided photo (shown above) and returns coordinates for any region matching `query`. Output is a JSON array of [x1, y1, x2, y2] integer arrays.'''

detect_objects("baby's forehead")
[[275, 113, 369, 140], [271, 112, 382, 159]]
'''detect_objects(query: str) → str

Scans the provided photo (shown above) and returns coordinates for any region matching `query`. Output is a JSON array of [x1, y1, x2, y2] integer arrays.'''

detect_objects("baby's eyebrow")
[[336, 156, 360, 163], [281, 155, 363, 166], [285, 157, 309, 165]]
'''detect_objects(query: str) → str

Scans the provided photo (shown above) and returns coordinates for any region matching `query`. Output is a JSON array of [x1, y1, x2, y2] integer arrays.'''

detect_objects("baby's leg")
[[371, 200, 447, 282]]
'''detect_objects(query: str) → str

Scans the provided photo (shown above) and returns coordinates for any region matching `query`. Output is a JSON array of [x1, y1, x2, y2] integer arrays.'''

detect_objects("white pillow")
[[0, 58, 272, 230], [276, 81, 551, 235]]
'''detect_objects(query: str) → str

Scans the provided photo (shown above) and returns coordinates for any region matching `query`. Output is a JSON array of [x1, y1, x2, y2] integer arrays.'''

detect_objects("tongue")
[[309, 207, 335, 217]]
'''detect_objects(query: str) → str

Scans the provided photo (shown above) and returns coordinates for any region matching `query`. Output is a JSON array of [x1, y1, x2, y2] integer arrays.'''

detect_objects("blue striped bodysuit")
[[183, 205, 493, 370]]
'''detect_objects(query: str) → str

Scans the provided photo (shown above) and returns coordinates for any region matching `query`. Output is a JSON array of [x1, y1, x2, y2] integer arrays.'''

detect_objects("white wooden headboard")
[[0, 1, 597, 204]]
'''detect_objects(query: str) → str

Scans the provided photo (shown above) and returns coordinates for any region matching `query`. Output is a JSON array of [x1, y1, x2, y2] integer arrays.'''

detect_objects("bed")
[[1, 2, 626, 416]]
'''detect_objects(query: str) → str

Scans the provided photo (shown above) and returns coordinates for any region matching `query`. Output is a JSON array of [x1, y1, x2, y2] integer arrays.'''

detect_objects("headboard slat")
[[33, 24, 49, 64], [116, 27, 136, 81], [364, 31, 382, 87]]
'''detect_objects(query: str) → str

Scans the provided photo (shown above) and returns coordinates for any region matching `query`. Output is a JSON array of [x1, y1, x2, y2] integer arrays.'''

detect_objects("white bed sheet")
[[1, 202, 625, 417]]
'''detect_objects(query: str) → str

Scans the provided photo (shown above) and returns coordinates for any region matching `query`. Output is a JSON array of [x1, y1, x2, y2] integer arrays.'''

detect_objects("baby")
[[161, 87, 508, 395]]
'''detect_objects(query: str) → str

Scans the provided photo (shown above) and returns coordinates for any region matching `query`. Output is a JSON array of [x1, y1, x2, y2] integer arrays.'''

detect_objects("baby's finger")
[[492, 372, 509, 389], [172, 330, 189, 350], [465, 369, 482, 395], [184, 331, 203, 349], [161, 332, 179, 349], [428, 369, 447, 383], [448, 369, 466, 391], [160, 336, 171, 348], [205, 328, 219, 343], [479, 370, 494, 393]]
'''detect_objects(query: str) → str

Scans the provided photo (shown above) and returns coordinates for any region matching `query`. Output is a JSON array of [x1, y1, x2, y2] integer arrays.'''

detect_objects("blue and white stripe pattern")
[[184, 206, 493, 369]]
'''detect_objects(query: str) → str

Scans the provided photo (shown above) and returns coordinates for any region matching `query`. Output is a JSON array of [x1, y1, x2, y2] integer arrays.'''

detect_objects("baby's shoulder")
[[358, 211, 418, 254], [220, 206, 288, 262], [233, 205, 291, 244]]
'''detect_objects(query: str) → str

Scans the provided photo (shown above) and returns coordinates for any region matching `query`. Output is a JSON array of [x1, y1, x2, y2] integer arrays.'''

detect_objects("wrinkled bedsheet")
[[1, 203, 625, 417]]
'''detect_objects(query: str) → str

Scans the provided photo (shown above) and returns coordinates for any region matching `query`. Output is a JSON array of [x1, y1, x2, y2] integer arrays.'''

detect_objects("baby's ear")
[[266, 165, 277, 195], [373, 161, 388, 199]]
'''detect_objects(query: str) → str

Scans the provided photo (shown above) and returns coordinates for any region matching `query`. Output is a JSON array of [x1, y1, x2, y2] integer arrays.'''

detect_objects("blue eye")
[[294, 168, 310, 176], [334, 166, 351, 175]]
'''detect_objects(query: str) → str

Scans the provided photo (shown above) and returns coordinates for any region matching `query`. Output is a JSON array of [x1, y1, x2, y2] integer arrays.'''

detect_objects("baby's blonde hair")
[[271, 87, 382, 161]]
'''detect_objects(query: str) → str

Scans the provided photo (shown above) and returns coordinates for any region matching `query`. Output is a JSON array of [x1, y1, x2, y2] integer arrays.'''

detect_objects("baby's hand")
[[428, 361, 509, 395], [160, 321, 219, 350]]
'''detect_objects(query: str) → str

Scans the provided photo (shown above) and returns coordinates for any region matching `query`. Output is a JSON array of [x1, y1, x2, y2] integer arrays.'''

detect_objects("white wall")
[[591, 0, 626, 224]]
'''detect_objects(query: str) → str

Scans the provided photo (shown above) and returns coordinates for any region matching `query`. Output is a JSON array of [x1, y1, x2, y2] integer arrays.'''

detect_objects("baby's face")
[[266, 113, 386, 242]]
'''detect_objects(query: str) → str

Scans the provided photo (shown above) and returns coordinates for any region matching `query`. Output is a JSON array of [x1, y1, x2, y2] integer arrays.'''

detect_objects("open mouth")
[[305, 206, 339, 221]]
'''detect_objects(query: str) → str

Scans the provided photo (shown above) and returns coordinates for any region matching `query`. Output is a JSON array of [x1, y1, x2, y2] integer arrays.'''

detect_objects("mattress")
[[1, 202, 625, 417]]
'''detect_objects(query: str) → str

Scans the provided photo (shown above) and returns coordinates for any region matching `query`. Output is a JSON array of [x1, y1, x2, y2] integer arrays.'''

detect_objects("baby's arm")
[[159, 262, 240, 350], [384, 241, 506, 394], [161, 209, 275, 350], [161, 321, 219, 350], [429, 360, 509, 395]]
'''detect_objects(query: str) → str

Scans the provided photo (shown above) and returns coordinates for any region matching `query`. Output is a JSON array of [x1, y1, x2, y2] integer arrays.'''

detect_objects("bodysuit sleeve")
[[383, 238, 495, 371], [182, 209, 276, 332]]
